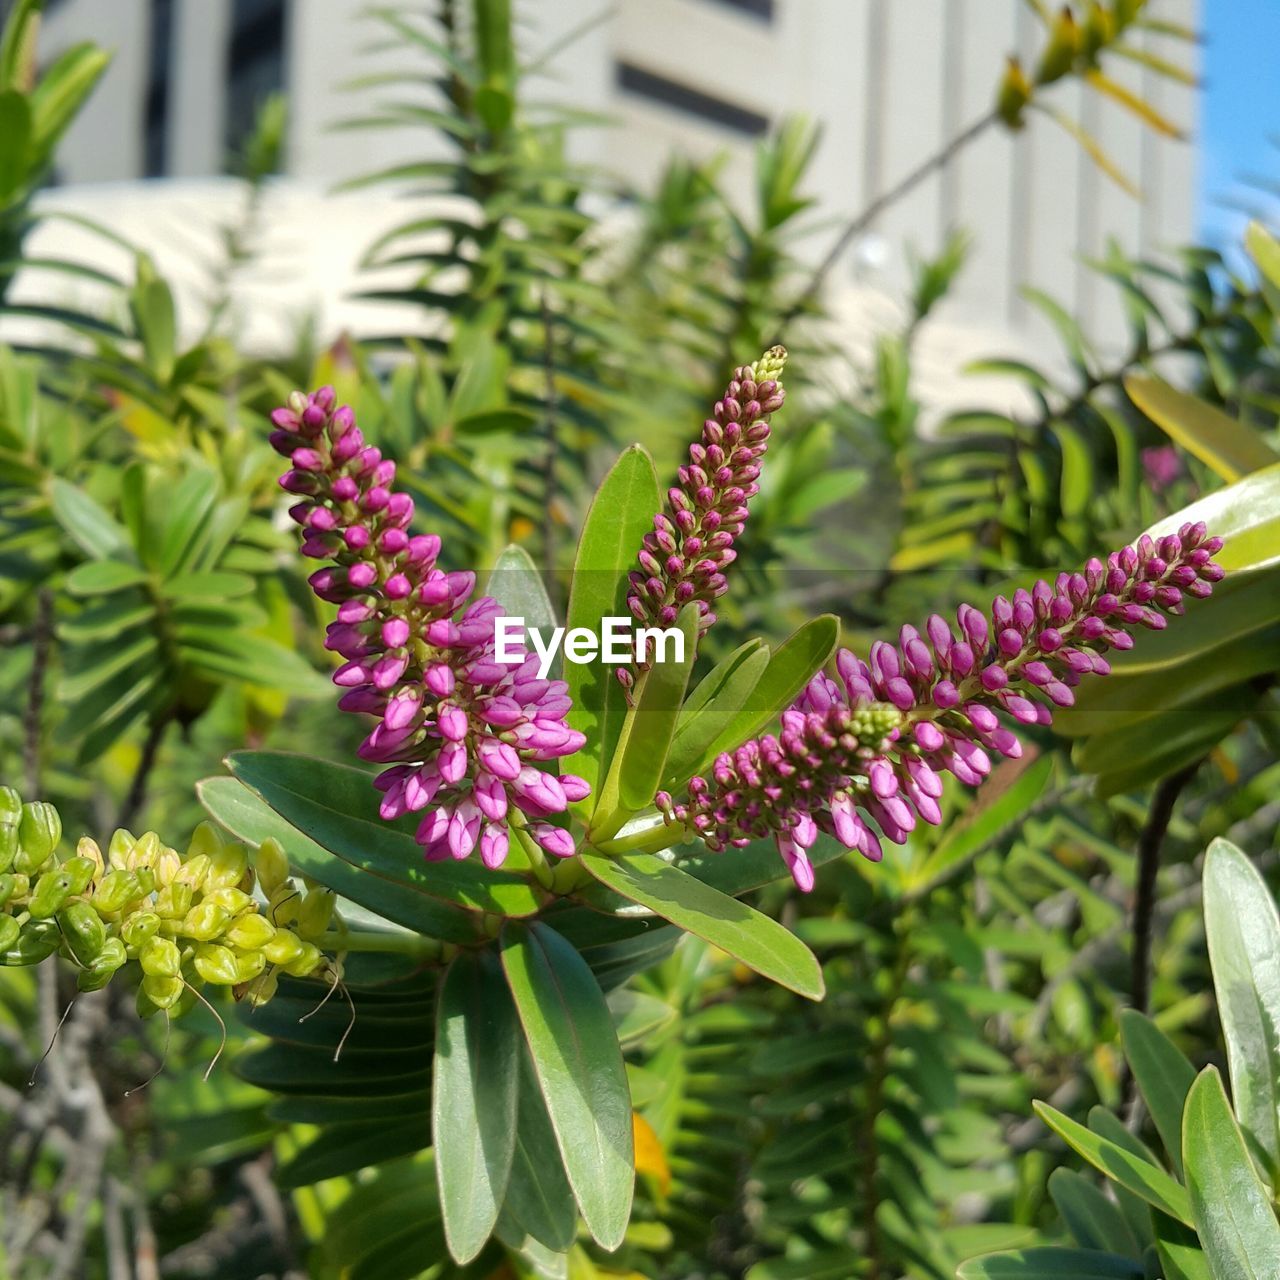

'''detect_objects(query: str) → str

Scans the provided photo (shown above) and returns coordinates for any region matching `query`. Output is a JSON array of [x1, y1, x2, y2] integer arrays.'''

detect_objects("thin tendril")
[[182, 982, 229, 1082], [124, 1013, 171, 1096], [28, 998, 76, 1088]]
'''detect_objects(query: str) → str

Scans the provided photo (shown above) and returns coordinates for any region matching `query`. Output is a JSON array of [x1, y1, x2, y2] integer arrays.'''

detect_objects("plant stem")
[[320, 928, 445, 961], [1130, 760, 1201, 1016], [117, 715, 170, 831], [22, 588, 54, 796], [781, 109, 997, 325]]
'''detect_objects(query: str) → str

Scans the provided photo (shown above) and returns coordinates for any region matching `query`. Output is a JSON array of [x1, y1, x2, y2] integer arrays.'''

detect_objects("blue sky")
[[1198, 0, 1280, 246]]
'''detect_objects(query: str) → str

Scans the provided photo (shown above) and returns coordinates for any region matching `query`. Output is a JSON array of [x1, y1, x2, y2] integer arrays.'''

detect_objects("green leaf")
[[580, 852, 824, 1000], [1126, 375, 1280, 483], [661, 639, 769, 790], [225, 752, 544, 922], [561, 446, 661, 793], [1119, 1010, 1196, 1176], [595, 603, 698, 825], [957, 1250, 1144, 1279], [487, 544, 558, 650], [1033, 1102, 1193, 1225], [64, 560, 149, 596], [0, 91, 32, 202], [607, 989, 676, 1047], [1048, 1168, 1139, 1255], [910, 754, 1054, 894], [502, 1048, 577, 1252], [698, 615, 839, 763], [1154, 1214, 1213, 1280], [49, 479, 129, 560], [27, 44, 112, 163], [1247, 221, 1280, 311], [131, 270, 177, 384], [1203, 838, 1280, 1181], [434, 948, 520, 1263], [196, 776, 481, 943], [163, 570, 257, 601], [500, 923, 633, 1249], [1183, 1067, 1280, 1279]]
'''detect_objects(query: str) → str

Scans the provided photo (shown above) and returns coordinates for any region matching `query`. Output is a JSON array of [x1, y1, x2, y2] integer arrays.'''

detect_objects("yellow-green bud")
[[8, 873, 28, 902], [179, 903, 231, 943], [28, 868, 74, 919], [140, 936, 182, 979], [61, 855, 97, 897], [141, 972, 184, 1009], [267, 884, 300, 926], [262, 928, 305, 967], [996, 56, 1032, 129], [154, 882, 194, 920], [204, 886, 252, 917], [0, 787, 20, 825], [5, 919, 60, 965], [122, 911, 162, 949], [93, 869, 140, 915], [246, 969, 279, 1008], [205, 841, 248, 890], [18, 801, 60, 861], [282, 941, 322, 977], [297, 887, 336, 942], [0, 916, 19, 951], [193, 943, 241, 985], [186, 820, 223, 862], [107, 828, 135, 871], [223, 914, 276, 951], [154, 848, 181, 885], [174, 853, 211, 891], [0, 872, 15, 909], [0, 823, 16, 875], [129, 831, 161, 872], [77, 837, 106, 881], [134, 867, 156, 897], [232, 948, 266, 982], [59, 901, 107, 966], [1035, 7, 1079, 85], [255, 837, 290, 895]]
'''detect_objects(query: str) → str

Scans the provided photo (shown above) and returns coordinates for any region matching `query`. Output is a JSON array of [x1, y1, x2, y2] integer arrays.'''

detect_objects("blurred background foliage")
[[1, 0, 1279, 1277]]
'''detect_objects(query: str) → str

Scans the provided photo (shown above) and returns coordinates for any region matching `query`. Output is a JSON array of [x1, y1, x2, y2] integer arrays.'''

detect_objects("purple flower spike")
[[622, 347, 787, 681], [659, 528, 1226, 892], [270, 388, 589, 869]]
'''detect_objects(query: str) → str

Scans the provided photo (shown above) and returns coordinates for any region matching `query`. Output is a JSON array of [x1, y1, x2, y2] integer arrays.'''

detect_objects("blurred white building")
[[9, 0, 1199, 401]]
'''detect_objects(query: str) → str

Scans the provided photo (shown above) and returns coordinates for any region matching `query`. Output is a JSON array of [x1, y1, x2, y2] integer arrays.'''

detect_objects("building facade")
[[13, 0, 1199, 361]]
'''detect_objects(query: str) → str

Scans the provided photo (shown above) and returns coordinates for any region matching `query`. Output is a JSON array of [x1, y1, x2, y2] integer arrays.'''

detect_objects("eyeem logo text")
[[495, 617, 686, 679]]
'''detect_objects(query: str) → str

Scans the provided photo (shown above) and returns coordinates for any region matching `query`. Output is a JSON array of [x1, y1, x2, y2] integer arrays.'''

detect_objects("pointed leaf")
[[1119, 1010, 1197, 1175], [581, 851, 824, 1000], [500, 923, 633, 1249], [1183, 1067, 1280, 1279]]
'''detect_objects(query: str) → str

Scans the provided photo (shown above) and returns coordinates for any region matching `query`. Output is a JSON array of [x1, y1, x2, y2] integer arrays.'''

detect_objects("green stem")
[[320, 929, 446, 962], [511, 822, 556, 893]]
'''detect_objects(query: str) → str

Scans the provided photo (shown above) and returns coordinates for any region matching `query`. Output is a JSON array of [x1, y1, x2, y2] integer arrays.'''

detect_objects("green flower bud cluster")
[[0, 785, 336, 1018]]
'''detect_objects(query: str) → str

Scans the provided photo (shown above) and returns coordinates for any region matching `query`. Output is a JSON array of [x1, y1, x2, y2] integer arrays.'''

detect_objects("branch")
[[117, 715, 170, 831], [1130, 760, 1201, 1016], [781, 109, 997, 326], [23, 587, 54, 796]]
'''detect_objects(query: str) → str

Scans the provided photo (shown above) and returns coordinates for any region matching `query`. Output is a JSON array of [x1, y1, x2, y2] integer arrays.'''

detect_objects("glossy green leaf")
[[662, 639, 769, 790], [1183, 1067, 1280, 1279], [562, 445, 661, 792], [1126, 375, 1280, 483], [226, 751, 543, 920], [1119, 1010, 1196, 1176], [581, 851, 824, 1000], [434, 948, 520, 1262], [957, 1250, 1144, 1279], [1203, 838, 1280, 1180], [910, 754, 1054, 894], [1033, 1102, 1193, 1225], [1154, 1215, 1213, 1280], [698, 615, 839, 762], [501, 1047, 578, 1253], [64, 560, 149, 596], [597, 603, 698, 822], [196, 775, 482, 944], [49, 478, 129, 560], [1048, 1168, 1139, 1255], [500, 923, 633, 1249], [487, 543, 558, 670]]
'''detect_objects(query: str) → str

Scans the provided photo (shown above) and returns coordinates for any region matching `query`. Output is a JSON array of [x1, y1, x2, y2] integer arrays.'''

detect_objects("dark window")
[[702, 0, 774, 19], [143, 0, 173, 177], [225, 0, 286, 168], [615, 61, 769, 137]]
